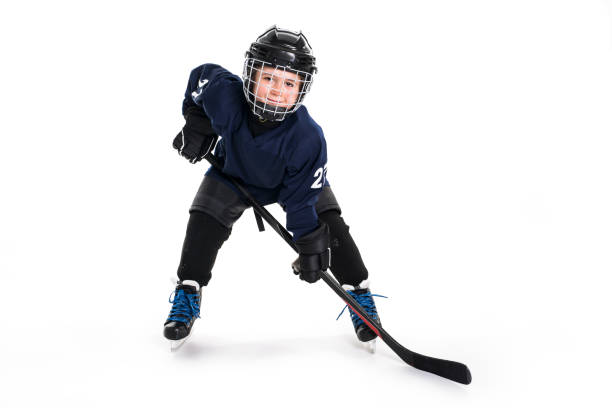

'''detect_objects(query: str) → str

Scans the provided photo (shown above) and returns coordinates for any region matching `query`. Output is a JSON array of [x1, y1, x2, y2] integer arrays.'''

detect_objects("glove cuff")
[[295, 223, 330, 254], [184, 105, 209, 120]]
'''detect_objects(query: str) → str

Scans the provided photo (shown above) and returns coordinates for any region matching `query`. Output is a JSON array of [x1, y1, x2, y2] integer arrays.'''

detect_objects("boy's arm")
[[279, 133, 330, 283], [182, 64, 243, 135], [173, 65, 218, 163], [278, 133, 328, 241], [173, 64, 242, 163]]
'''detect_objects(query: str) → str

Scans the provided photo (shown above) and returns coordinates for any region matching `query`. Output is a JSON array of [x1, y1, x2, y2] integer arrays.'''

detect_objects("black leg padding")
[[177, 210, 232, 286]]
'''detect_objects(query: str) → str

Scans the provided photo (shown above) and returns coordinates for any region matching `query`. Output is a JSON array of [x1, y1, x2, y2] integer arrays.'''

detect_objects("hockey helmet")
[[243, 26, 317, 121]]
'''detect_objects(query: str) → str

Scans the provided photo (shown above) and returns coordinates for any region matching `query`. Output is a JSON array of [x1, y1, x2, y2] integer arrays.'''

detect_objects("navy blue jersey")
[[182, 64, 329, 240]]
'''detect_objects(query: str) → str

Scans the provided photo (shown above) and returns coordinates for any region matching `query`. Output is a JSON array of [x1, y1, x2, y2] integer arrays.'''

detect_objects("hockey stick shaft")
[[203, 152, 471, 385]]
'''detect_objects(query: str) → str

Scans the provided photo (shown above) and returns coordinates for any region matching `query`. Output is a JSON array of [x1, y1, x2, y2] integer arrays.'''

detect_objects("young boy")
[[165, 26, 381, 350]]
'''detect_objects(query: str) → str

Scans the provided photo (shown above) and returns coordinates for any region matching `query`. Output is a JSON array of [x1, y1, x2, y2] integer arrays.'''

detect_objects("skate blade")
[[170, 338, 187, 352], [365, 339, 376, 354]]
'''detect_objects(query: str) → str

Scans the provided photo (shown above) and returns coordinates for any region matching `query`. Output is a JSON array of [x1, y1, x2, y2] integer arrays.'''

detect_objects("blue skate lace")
[[167, 289, 201, 324], [336, 290, 387, 327]]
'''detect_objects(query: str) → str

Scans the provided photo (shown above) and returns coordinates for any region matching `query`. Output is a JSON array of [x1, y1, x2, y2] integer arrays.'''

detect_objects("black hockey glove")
[[292, 223, 331, 284], [173, 107, 218, 163]]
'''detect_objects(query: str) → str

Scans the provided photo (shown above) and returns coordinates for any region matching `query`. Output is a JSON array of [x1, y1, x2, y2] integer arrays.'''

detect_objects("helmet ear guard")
[[243, 26, 317, 122]]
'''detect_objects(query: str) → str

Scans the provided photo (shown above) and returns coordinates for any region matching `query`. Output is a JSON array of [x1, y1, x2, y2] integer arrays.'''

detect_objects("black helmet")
[[243, 26, 317, 121]]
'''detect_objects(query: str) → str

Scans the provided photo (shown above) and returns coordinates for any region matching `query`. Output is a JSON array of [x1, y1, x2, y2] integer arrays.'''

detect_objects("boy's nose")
[[268, 86, 281, 96]]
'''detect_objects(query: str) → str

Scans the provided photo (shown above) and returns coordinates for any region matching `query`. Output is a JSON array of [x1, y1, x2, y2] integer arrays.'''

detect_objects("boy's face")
[[252, 66, 301, 109]]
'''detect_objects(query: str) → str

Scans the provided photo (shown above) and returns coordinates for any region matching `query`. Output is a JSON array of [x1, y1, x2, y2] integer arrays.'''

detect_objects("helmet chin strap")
[[252, 98, 292, 122]]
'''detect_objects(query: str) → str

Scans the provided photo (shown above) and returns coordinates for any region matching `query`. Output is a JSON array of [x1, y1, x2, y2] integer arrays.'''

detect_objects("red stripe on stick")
[[347, 303, 380, 337]]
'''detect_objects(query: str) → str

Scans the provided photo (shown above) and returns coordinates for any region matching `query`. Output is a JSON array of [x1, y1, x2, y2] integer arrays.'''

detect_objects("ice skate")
[[336, 280, 386, 353], [164, 280, 202, 351]]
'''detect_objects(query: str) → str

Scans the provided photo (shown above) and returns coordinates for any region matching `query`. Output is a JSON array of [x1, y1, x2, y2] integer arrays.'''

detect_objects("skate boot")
[[164, 280, 202, 351], [336, 280, 386, 353]]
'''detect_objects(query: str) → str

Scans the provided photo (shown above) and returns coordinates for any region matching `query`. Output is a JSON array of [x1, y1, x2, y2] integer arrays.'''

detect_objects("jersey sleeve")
[[182, 64, 244, 135], [278, 130, 328, 241]]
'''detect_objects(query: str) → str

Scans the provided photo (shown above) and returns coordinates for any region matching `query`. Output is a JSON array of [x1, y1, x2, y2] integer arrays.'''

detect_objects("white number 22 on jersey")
[[311, 164, 328, 189]]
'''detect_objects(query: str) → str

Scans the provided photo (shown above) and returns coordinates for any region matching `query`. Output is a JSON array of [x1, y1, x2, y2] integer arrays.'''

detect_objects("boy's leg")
[[177, 175, 250, 286], [165, 175, 249, 345], [315, 187, 369, 286], [316, 187, 381, 344]]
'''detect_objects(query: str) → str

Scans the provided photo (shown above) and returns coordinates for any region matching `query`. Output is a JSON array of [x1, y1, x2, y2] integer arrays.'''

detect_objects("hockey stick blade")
[[413, 352, 472, 385], [389, 342, 472, 385]]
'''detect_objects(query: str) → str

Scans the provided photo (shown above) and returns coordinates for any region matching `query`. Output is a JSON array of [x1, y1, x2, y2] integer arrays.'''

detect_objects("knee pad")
[[185, 210, 232, 245], [177, 210, 231, 286]]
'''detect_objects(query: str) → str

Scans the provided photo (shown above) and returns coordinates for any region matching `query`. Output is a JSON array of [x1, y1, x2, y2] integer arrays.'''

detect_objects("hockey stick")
[[202, 152, 472, 385]]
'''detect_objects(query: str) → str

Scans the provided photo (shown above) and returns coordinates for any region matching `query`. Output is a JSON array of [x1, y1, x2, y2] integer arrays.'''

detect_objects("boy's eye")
[[285, 81, 295, 88]]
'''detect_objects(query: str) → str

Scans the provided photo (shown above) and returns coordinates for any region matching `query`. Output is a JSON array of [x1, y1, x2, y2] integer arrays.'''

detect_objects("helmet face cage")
[[242, 57, 314, 122]]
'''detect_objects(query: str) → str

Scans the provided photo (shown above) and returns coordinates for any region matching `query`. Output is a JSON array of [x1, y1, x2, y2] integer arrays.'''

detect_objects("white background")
[[1, 0, 611, 406]]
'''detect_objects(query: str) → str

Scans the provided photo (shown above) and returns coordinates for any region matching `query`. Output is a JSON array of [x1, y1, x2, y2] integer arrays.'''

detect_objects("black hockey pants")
[[176, 175, 369, 287]]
